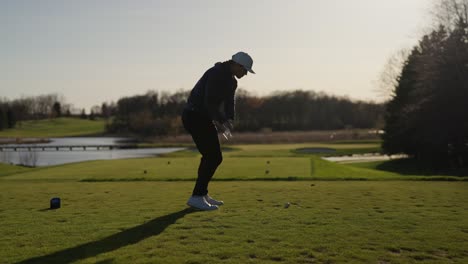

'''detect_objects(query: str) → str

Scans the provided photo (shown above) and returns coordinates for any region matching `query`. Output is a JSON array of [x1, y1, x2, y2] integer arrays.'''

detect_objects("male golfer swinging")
[[182, 52, 255, 210]]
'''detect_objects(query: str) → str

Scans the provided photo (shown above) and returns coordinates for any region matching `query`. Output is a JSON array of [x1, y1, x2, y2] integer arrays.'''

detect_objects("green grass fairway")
[[1, 181, 467, 264], [0, 117, 106, 138], [1, 143, 467, 263], [3, 156, 462, 182], [2, 157, 311, 182]]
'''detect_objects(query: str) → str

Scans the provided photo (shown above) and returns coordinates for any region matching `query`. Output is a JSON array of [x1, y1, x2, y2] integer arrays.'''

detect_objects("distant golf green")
[[0, 117, 106, 138]]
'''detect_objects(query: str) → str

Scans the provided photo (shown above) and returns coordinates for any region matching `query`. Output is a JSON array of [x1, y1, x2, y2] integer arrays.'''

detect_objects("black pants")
[[182, 109, 223, 196]]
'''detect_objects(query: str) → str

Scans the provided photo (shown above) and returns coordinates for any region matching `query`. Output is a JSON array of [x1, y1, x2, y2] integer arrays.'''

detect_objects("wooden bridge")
[[0, 144, 138, 152]]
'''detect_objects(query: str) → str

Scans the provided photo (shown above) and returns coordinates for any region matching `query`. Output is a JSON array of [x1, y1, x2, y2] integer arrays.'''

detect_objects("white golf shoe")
[[204, 194, 224, 206], [187, 195, 219, 211]]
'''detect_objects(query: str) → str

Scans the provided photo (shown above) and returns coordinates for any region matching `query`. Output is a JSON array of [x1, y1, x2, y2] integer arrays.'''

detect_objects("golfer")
[[182, 52, 255, 210]]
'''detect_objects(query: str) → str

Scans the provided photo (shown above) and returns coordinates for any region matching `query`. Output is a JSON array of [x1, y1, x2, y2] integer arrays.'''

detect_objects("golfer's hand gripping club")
[[213, 120, 234, 140], [222, 120, 234, 140]]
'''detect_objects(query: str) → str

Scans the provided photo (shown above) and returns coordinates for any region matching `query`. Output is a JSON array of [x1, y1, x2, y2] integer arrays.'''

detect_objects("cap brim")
[[247, 68, 255, 74]]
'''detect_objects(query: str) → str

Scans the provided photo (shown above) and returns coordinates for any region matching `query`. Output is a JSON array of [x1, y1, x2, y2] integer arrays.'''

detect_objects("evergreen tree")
[[383, 21, 468, 167], [0, 107, 6, 130], [7, 108, 16, 128], [80, 109, 87, 119], [52, 102, 62, 117]]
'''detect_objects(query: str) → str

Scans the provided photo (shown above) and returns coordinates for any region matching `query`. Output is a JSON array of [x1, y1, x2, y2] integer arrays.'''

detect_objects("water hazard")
[[0, 137, 185, 167]]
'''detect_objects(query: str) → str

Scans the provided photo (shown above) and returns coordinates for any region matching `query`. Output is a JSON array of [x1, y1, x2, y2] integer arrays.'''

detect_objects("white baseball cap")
[[232, 52, 255, 74]]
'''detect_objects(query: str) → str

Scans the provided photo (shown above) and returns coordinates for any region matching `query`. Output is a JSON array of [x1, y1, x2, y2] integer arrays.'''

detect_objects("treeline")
[[382, 0, 468, 168], [106, 91, 188, 136], [0, 94, 117, 131], [2, 90, 384, 136], [235, 90, 383, 131], [0, 94, 70, 130], [107, 89, 384, 136]]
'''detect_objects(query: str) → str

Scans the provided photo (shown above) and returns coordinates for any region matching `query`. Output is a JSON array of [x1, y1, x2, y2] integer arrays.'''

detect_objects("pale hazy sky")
[[1, 0, 431, 110]]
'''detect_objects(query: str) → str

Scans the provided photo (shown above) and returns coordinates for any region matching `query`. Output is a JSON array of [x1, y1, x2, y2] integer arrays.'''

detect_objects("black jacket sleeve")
[[224, 87, 236, 121], [204, 71, 227, 122]]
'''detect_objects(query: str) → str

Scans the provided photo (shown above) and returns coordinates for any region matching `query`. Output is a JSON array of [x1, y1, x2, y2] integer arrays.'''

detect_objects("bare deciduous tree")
[[431, 0, 468, 30], [376, 49, 411, 101]]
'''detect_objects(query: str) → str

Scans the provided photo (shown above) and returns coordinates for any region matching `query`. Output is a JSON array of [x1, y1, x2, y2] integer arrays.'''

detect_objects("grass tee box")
[[1, 181, 467, 263], [0, 117, 106, 138]]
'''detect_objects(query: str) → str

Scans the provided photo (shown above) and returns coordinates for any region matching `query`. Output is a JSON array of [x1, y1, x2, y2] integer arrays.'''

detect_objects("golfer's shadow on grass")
[[16, 208, 195, 264]]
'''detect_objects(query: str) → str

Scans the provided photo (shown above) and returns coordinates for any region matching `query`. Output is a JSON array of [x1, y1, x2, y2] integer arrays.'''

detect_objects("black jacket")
[[186, 62, 237, 123]]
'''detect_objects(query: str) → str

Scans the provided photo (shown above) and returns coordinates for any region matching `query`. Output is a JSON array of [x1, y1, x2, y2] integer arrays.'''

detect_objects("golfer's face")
[[234, 64, 247, 79]]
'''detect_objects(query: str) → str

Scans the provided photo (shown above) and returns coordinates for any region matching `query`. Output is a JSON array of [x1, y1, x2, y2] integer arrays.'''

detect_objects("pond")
[[0, 137, 185, 167]]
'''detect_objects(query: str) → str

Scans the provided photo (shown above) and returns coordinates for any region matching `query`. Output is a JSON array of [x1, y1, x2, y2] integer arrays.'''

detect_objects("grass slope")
[[0, 163, 31, 177], [0, 117, 106, 138]]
